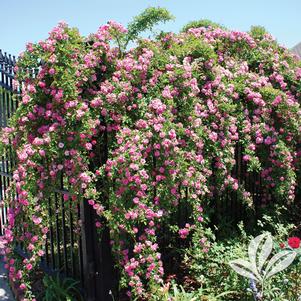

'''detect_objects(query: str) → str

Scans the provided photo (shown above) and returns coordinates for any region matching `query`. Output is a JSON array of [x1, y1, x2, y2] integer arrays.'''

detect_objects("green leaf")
[[125, 7, 174, 46]]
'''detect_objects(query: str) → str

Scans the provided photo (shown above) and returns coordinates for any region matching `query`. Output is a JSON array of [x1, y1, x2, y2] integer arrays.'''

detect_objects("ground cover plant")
[[1, 7, 301, 300]]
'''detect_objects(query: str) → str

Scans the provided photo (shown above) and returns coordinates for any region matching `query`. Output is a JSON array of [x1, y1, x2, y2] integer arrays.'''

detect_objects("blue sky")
[[1, 0, 300, 56]]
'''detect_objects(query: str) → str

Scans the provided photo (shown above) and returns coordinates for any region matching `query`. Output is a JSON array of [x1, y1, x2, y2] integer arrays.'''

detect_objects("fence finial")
[[4, 52, 8, 63], [8, 54, 13, 66]]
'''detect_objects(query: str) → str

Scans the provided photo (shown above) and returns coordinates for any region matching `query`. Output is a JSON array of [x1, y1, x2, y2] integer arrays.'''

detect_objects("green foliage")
[[125, 7, 174, 47], [249, 25, 269, 40], [42, 274, 83, 301], [181, 19, 225, 32], [256, 205, 296, 238], [169, 35, 217, 62], [185, 225, 250, 300], [152, 283, 237, 301], [185, 209, 299, 300], [168, 285, 198, 301], [151, 284, 198, 301]]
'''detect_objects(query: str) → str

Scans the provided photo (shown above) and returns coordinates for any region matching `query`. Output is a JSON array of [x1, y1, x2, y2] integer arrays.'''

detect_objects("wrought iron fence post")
[[98, 226, 118, 300], [80, 197, 98, 301], [80, 198, 117, 301]]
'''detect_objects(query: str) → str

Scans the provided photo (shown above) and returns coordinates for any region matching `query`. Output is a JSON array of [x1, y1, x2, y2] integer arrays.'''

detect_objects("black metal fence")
[[0, 49, 16, 236], [0, 49, 116, 301]]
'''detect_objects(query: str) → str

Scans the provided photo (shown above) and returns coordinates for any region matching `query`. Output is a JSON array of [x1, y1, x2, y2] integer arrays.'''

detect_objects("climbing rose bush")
[[1, 20, 301, 300]]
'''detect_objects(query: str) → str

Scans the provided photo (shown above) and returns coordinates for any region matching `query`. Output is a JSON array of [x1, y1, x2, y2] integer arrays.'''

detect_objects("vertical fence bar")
[[60, 175, 68, 275], [80, 197, 97, 301], [77, 203, 84, 286], [48, 197, 56, 270], [54, 192, 62, 270], [69, 203, 75, 277]]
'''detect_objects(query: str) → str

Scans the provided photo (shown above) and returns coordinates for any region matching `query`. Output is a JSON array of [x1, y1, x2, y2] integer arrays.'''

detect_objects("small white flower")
[[256, 292, 263, 299]]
